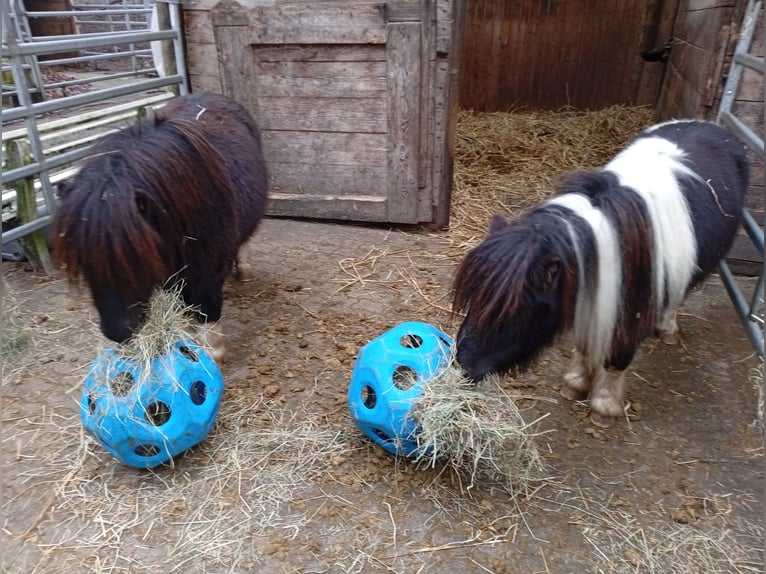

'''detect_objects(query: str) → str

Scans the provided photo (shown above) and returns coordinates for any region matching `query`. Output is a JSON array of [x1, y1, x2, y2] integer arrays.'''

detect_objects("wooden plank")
[[418, 0, 434, 219], [251, 59, 388, 98], [242, 3, 387, 45], [185, 42, 220, 79], [386, 21, 422, 223], [253, 96, 387, 133], [459, 0, 651, 111], [267, 193, 388, 221], [267, 163, 387, 196], [189, 73, 223, 94], [261, 130, 388, 167], [251, 44, 385, 63], [635, 0, 681, 106], [213, 27, 255, 111], [183, 9, 216, 45], [386, 0, 422, 22]]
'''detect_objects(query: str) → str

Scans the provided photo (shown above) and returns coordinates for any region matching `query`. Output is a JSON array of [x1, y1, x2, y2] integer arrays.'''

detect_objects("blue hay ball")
[[348, 322, 453, 457], [81, 340, 223, 469]]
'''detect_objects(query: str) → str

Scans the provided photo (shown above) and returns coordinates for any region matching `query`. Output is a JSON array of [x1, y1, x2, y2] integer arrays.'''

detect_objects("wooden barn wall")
[[655, 0, 739, 119], [458, 0, 674, 111], [657, 0, 763, 273]]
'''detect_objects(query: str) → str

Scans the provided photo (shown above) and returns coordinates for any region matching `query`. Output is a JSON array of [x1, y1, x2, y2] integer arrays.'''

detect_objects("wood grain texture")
[[186, 0, 463, 225]]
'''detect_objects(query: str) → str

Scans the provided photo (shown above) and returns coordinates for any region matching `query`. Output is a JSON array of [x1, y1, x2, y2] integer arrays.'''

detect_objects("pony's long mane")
[[52, 113, 238, 303], [452, 209, 580, 344]]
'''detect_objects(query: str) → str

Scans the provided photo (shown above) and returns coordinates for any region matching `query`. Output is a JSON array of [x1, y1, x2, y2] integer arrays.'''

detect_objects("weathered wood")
[[184, 9, 217, 45], [635, 0, 681, 106], [187, 0, 463, 225], [6, 140, 55, 274], [262, 130, 387, 167], [459, 0, 653, 111], [251, 45, 385, 63], [386, 22, 422, 223], [268, 164, 387, 196], [243, 3, 387, 44], [251, 59, 388, 98], [253, 96, 387, 132], [266, 193, 388, 222]]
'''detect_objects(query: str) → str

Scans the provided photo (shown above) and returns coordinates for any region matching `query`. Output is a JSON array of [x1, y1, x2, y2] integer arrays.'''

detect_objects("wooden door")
[[210, 1, 443, 224]]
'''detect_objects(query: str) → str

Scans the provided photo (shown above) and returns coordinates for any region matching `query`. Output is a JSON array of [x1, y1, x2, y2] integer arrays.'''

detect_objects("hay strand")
[[411, 355, 551, 499]]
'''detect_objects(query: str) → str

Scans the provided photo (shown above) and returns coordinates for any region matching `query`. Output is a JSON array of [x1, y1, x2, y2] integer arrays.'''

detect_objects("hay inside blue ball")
[[348, 322, 453, 457], [81, 340, 223, 468]]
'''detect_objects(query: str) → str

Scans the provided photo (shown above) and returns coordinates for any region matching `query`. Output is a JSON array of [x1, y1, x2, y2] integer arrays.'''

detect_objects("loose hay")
[[411, 357, 551, 499], [449, 105, 657, 248], [1, 279, 31, 360], [114, 285, 198, 363]]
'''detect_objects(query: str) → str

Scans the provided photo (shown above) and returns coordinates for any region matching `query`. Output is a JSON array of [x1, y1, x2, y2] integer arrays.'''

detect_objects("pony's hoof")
[[589, 411, 616, 428], [560, 386, 587, 402], [657, 330, 679, 345], [234, 262, 254, 281]]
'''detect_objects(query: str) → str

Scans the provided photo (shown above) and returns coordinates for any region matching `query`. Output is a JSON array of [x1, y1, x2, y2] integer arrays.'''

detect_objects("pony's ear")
[[488, 214, 510, 236], [56, 180, 73, 200]]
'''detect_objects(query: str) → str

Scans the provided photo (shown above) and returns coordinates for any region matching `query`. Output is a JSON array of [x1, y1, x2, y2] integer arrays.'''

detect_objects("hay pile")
[[411, 357, 550, 499], [449, 105, 657, 247]]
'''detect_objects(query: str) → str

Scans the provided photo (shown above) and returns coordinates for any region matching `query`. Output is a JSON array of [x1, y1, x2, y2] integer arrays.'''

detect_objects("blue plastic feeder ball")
[[348, 322, 453, 457], [81, 340, 224, 469]]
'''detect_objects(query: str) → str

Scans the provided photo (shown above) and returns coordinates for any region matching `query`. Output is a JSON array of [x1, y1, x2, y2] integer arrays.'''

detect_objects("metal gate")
[[1, 0, 188, 270], [716, 0, 765, 360]]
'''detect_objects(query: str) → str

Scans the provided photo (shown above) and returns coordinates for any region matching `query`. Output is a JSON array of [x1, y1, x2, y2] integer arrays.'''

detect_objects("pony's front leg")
[[588, 366, 627, 427], [655, 306, 680, 344], [561, 350, 593, 401], [234, 240, 255, 281]]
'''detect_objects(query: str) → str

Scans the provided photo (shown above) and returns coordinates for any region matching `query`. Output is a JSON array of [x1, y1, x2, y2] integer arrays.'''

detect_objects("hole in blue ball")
[[135, 444, 160, 457], [361, 385, 376, 408], [393, 365, 417, 390], [145, 401, 171, 426], [372, 428, 392, 443], [400, 334, 423, 349], [179, 345, 199, 362], [190, 380, 207, 405], [87, 393, 97, 415], [110, 371, 134, 397]]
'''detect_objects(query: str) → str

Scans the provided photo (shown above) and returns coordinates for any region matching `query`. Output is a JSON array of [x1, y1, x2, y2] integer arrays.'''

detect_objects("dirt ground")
[[1, 215, 763, 574]]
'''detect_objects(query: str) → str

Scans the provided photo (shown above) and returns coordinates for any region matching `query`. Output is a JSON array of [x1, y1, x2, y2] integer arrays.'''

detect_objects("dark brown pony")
[[52, 92, 268, 359]]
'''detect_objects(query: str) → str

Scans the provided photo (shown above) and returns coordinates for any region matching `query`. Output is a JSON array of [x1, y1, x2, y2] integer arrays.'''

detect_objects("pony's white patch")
[[547, 193, 621, 368], [642, 119, 699, 133], [605, 136, 699, 320]]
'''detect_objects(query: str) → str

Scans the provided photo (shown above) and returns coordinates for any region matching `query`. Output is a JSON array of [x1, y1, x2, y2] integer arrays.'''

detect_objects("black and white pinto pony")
[[452, 120, 749, 427], [52, 92, 269, 362]]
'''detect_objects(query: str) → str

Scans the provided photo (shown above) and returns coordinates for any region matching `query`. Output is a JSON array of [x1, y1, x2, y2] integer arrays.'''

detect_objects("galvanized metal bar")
[[2, 145, 95, 186], [715, 0, 765, 361], [168, 1, 189, 95], [40, 50, 152, 68], [3, 3, 59, 217], [27, 9, 152, 18], [751, 267, 765, 320], [2, 215, 52, 244], [734, 52, 764, 73], [4, 29, 176, 57], [719, 260, 764, 359], [719, 110, 766, 158], [717, 0, 761, 118], [742, 209, 765, 253], [1, 75, 184, 122]]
